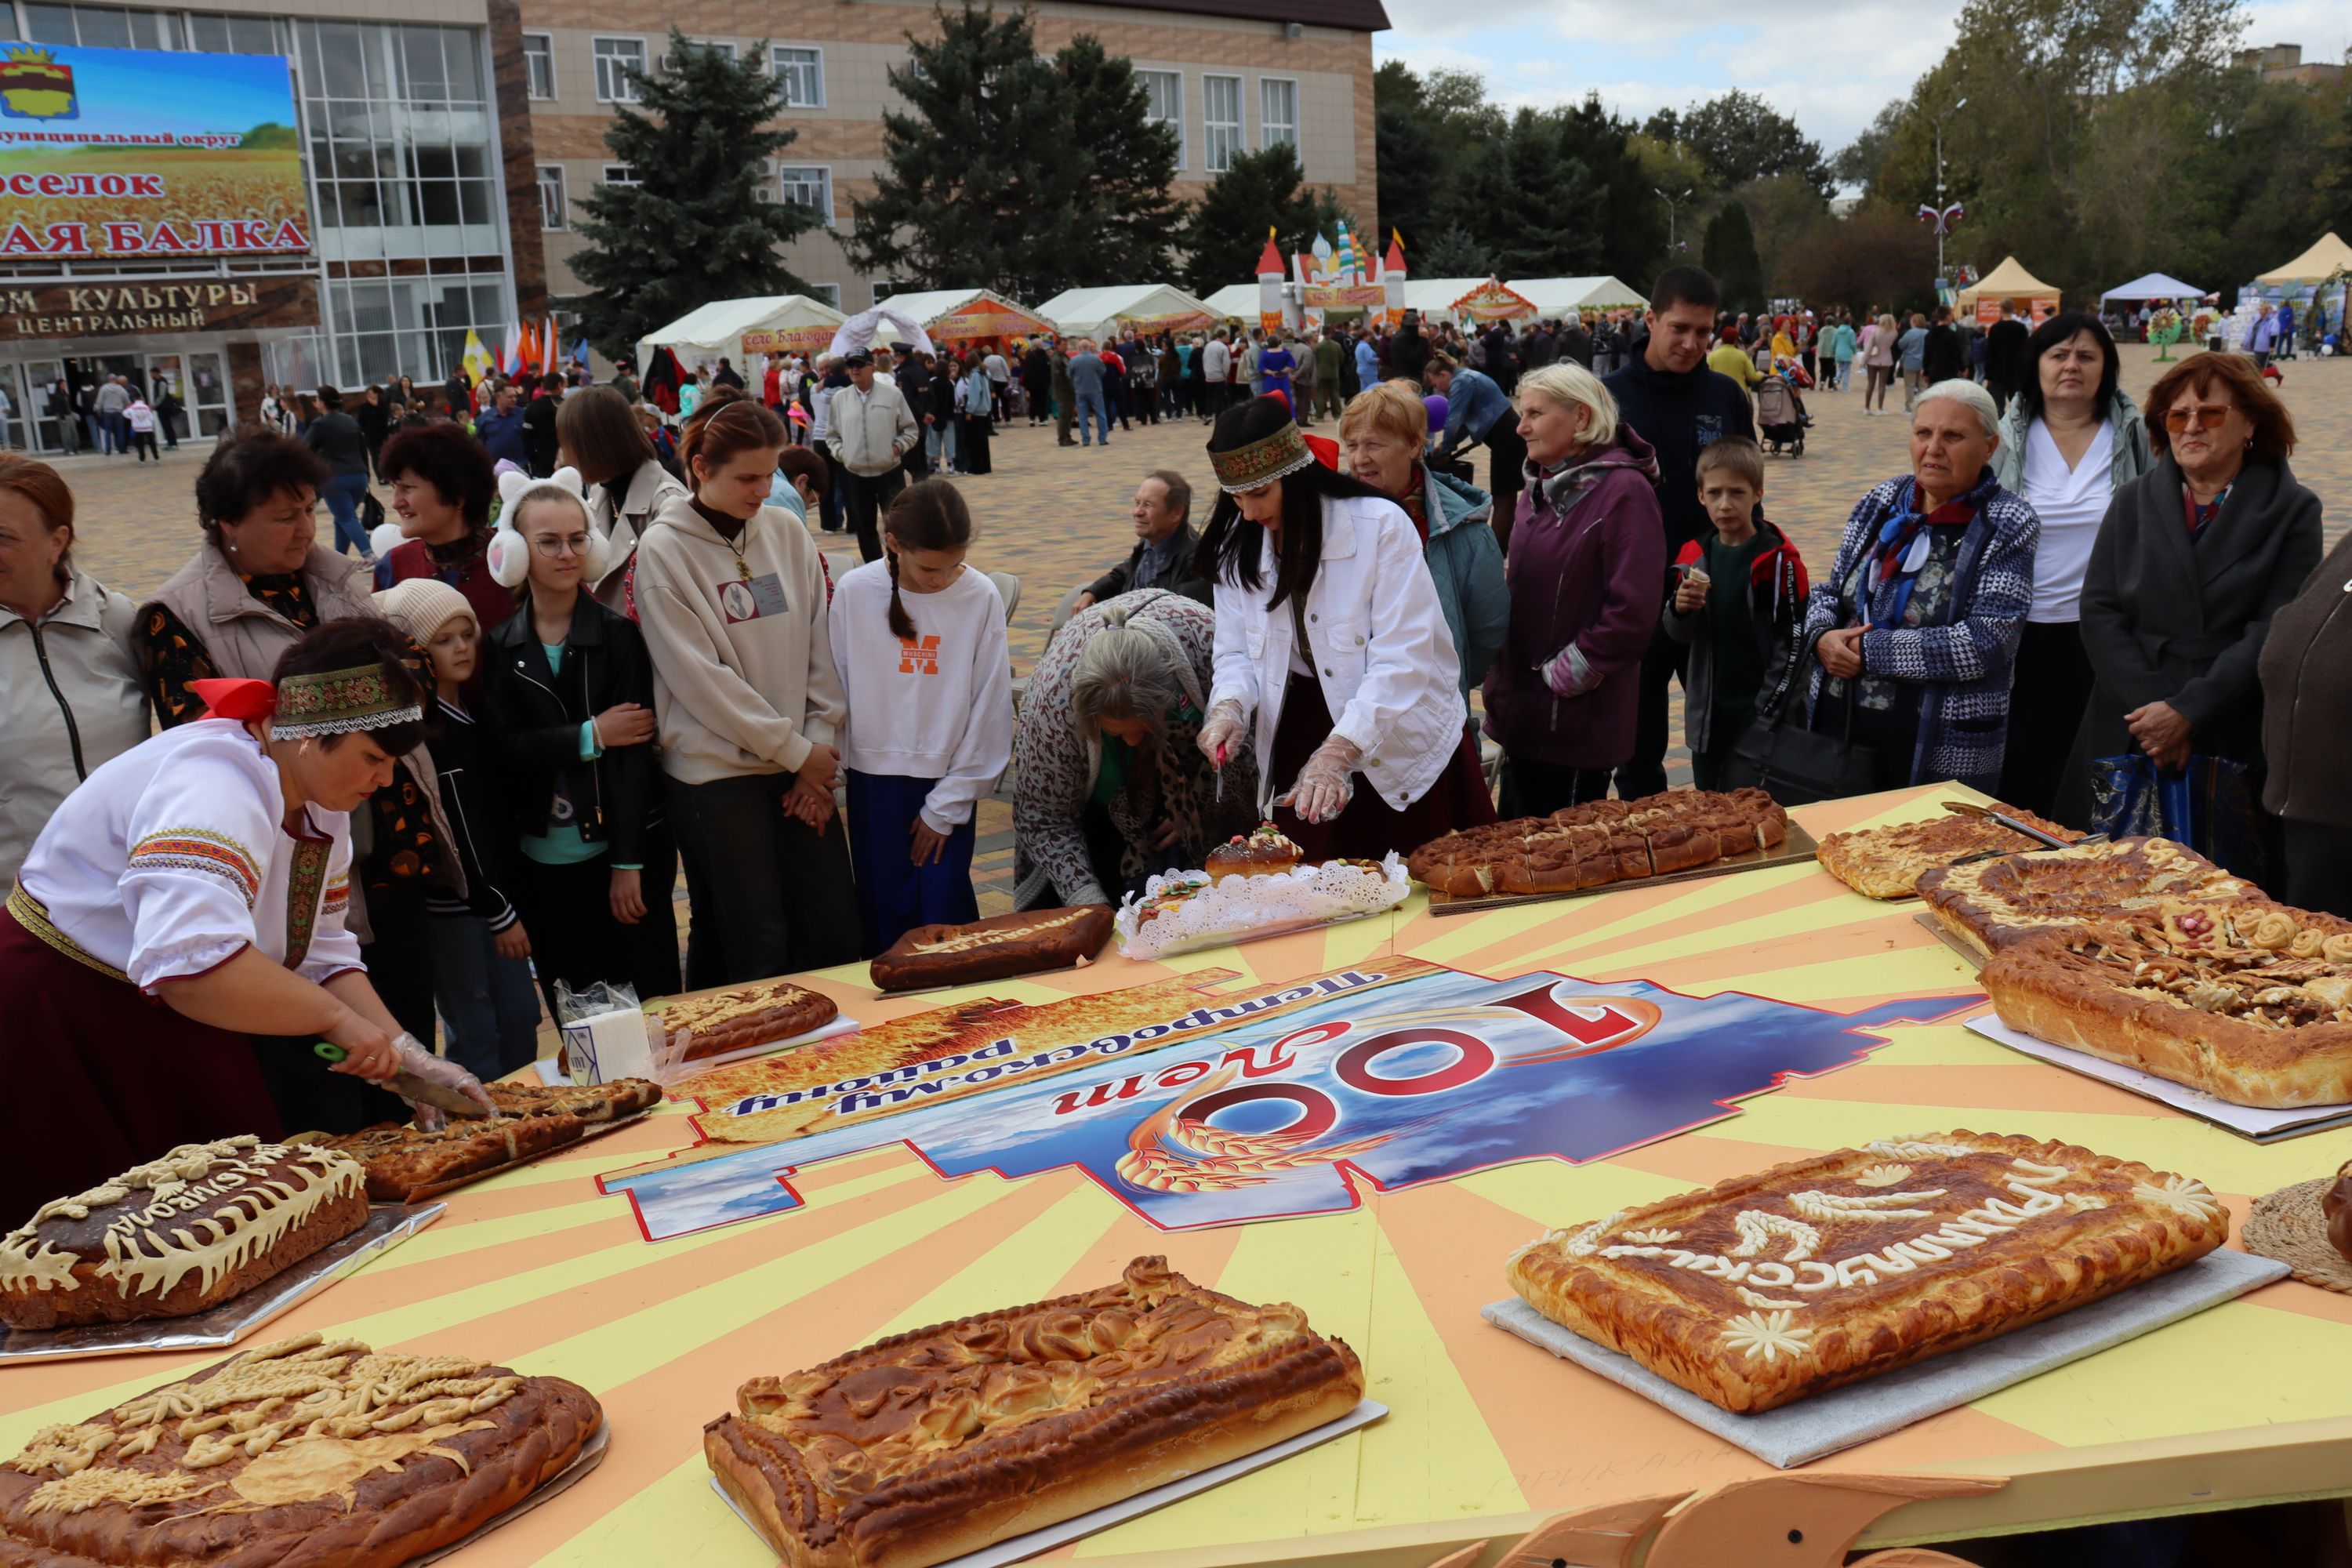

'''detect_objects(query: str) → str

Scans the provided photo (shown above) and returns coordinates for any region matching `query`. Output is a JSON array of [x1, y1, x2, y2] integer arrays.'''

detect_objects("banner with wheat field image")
[[0, 42, 310, 260]]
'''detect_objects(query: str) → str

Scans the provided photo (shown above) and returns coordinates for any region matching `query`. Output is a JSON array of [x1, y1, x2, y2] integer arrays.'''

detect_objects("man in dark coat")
[[1923, 306, 1965, 386], [1984, 301, 2031, 415]]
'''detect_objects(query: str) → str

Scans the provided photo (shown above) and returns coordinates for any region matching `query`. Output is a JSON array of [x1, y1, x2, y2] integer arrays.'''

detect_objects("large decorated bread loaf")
[[1, 1137, 369, 1331], [868, 905, 1115, 992], [0, 1331, 602, 1566]]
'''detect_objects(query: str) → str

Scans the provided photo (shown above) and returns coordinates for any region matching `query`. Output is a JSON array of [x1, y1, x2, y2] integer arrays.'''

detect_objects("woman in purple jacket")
[[1482, 361, 1668, 814]]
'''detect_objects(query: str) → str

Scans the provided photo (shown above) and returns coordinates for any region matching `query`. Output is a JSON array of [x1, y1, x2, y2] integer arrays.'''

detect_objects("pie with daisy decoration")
[[1504, 1131, 2226, 1413]]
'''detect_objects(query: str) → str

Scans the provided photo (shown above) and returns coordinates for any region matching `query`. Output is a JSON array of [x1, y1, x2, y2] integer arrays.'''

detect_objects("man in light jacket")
[[826, 349, 918, 564]]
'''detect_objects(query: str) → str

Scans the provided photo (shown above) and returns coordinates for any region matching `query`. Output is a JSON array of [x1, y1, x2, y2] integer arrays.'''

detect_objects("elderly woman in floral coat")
[[1790, 379, 2040, 794]]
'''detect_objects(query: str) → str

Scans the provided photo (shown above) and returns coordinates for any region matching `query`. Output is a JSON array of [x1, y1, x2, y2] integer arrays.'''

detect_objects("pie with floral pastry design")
[[0, 1331, 601, 1567], [1983, 900, 2352, 1106], [704, 1256, 1364, 1568], [1507, 1131, 2225, 1413], [1917, 836, 2255, 958]]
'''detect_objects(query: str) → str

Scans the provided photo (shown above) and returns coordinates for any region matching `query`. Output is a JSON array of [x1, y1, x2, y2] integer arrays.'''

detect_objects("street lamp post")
[[1654, 187, 1693, 259], [1932, 97, 1967, 278]]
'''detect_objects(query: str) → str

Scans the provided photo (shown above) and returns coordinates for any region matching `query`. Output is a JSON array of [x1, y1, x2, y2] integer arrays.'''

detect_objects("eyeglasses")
[[2162, 404, 2234, 434], [531, 533, 591, 557]]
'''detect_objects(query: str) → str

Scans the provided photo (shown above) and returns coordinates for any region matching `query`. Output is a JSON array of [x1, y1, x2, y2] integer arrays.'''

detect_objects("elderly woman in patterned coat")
[[1012, 590, 1258, 910], [1791, 379, 2040, 795]]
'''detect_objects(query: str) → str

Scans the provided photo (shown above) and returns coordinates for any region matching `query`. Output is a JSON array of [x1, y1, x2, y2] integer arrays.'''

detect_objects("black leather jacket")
[[479, 591, 659, 861]]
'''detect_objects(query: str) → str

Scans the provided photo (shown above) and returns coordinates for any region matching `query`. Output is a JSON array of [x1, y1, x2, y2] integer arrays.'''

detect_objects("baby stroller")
[[1755, 372, 1808, 456]]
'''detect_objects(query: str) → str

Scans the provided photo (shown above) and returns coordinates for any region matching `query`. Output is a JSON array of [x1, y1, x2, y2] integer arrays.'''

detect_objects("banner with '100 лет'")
[[0, 43, 310, 260]]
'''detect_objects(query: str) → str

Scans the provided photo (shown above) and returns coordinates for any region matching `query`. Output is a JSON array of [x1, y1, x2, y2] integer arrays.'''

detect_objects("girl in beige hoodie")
[[633, 397, 858, 985]]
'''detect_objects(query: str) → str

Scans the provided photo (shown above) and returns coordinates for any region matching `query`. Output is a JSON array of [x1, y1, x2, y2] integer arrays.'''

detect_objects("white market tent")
[[2256, 232, 2352, 285], [2101, 272, 2205, 303], [635, 294, 844, 372], [1036, 283, 1218, 338], [1201, 283, 1260, 319], [1511, 275, 1644, 315], [1400, 278, 1494, 321]]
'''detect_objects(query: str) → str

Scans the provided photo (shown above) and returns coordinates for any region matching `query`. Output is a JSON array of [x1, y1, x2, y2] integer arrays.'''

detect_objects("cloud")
[[1374, 0, 2347, 153]]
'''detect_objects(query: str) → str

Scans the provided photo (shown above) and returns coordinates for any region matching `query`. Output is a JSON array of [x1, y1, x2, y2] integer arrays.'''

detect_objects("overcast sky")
[[1375, 0, 2352, 158]]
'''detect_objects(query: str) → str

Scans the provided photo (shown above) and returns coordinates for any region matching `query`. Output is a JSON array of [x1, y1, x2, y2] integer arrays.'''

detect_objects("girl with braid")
[[828, 480, 1012, 956]]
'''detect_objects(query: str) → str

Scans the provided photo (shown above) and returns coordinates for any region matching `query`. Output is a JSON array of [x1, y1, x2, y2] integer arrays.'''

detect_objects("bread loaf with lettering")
[[1506, 1131, 2226, 1413], [869, 906, 1115, 993], [1, 1137, 369, 1330]]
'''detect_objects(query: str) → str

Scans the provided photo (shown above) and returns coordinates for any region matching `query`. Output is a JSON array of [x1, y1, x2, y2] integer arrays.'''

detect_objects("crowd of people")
[[5, 258, 2343, 1213]]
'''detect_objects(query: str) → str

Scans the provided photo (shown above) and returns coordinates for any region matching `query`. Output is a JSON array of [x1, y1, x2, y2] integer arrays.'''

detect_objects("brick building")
[[514, 0, 1389, 319]]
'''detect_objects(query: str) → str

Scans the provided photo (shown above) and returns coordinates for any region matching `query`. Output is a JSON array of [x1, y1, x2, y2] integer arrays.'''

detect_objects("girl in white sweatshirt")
[[828, 480, 1012, 955]]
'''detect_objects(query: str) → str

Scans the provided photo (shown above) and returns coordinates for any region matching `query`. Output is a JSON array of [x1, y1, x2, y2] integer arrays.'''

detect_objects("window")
[[1260, 78, 1297, 152], [773, 165, 832, 223], [771, 45, 823, 107], [1136, 69, 1183, 170], [522, 32, 554, 99], [593, 36, 646, 103], [536, 165, 567, 230], [804, 282, 842, 308], [602, 164, 639, 187], [873, 280, 908, 305], [660, 38, 735, 71], [1203, 74, 1241, 172]]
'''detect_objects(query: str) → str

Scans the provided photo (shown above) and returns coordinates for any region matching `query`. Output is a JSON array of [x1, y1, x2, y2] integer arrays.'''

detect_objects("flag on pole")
[[460, 328, 493, 384], [544, 317, 561, 378], [500, 321, 522, 376]]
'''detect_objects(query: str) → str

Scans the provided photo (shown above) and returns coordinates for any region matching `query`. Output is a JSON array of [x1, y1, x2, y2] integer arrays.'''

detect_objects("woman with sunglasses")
[[2056, 353, 2321, 841]]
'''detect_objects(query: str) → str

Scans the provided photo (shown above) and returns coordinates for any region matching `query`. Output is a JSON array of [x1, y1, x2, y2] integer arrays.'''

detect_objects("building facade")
[[515, 0, 1387, 317], [0, 0, 1382, 451]]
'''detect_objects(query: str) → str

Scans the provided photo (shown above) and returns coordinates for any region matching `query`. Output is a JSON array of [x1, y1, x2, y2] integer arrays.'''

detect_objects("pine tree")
[[1178, 144, 1357, 296], [571, 31, 818, 359], [846, 5, 1180, 300], [1056, 36, 1183, 283], [1702, 198, 1767, 313]]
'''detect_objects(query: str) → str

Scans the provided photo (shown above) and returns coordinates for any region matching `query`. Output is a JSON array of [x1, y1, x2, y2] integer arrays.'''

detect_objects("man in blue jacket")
[[472, 381, 527, 468], [1602, 265, 1758, 800]]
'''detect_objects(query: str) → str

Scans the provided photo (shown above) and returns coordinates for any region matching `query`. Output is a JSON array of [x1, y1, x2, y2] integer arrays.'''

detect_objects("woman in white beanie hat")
[[373, 575, 543, 1079]]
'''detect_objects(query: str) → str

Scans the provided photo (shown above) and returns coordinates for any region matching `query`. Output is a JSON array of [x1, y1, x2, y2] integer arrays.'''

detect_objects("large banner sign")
[[0, 44, 310, 259], [604, 962, 1978, 1241]]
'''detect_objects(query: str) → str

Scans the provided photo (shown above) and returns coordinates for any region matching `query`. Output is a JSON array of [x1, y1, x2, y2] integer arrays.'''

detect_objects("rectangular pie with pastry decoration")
[[704, 1256, 1365, 1568], [0, 1330, 602, 1568], [1506, 1131, 2226, 1414], [1983, 901, 2352, 1106], [1815, 801, 2084, 900]]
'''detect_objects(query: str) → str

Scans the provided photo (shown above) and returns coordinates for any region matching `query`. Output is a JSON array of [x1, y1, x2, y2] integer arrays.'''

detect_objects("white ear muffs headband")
[[489, 466, 607, 587]]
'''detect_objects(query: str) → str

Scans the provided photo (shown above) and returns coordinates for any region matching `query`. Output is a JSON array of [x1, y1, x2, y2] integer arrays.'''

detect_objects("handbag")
[[1722, 644, 1880, 805], [2086, 753, 2271, 883]]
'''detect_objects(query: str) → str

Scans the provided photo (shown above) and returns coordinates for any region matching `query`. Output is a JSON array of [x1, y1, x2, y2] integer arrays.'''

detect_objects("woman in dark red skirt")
[[1, 619, 494, 1224], [1194, 395, 1496, 862]]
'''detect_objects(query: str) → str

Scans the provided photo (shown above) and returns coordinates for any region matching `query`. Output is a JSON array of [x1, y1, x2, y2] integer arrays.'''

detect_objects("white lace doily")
[[1113, 854, 1410, 960]]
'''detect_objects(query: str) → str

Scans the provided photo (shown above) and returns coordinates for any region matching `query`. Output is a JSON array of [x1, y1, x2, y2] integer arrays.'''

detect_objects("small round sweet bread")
[[1206, 823, 1302, 881]]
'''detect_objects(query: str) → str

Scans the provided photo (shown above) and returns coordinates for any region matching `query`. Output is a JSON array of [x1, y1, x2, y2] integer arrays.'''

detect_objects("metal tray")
[[1425, 823, 1821, 916], [0, 1202, 444, 1364]]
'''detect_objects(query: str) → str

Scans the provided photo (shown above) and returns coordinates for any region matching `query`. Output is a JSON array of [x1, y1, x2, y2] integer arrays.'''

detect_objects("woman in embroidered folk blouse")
[[0, 619, 494, 1220]]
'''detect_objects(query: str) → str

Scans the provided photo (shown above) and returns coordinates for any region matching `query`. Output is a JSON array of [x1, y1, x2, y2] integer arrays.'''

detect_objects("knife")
[[312, 1041, 495, 1120], [1939, 800, 2077, 851]]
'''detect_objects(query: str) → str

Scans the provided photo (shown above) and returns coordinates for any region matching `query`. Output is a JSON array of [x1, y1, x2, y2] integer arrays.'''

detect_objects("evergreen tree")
[[1702, 199, 1766, 313], [1056, 37, 1184, 283], [571, 31, 817, 359], [846, 5, 1180, 300], [1178, 143, 1356, 295]]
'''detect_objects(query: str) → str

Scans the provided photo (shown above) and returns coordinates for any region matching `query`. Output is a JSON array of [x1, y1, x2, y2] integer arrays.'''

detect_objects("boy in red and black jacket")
[[1662, 436, 1809, 789]]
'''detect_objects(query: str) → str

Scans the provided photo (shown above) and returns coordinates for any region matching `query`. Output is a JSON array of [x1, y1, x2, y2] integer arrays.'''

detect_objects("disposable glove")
[[1283, 735, 1362, 824], [1196, 699, 1248, 768], [387, 1031, 498, 1130]]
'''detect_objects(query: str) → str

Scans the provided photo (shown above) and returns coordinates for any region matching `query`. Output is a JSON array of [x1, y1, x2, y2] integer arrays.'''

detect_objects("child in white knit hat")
[[373, 578, 543, 1078]]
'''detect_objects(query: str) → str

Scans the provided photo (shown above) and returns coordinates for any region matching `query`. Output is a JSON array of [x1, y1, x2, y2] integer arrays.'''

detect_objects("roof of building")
[[1078, 0, 1390, 31]]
